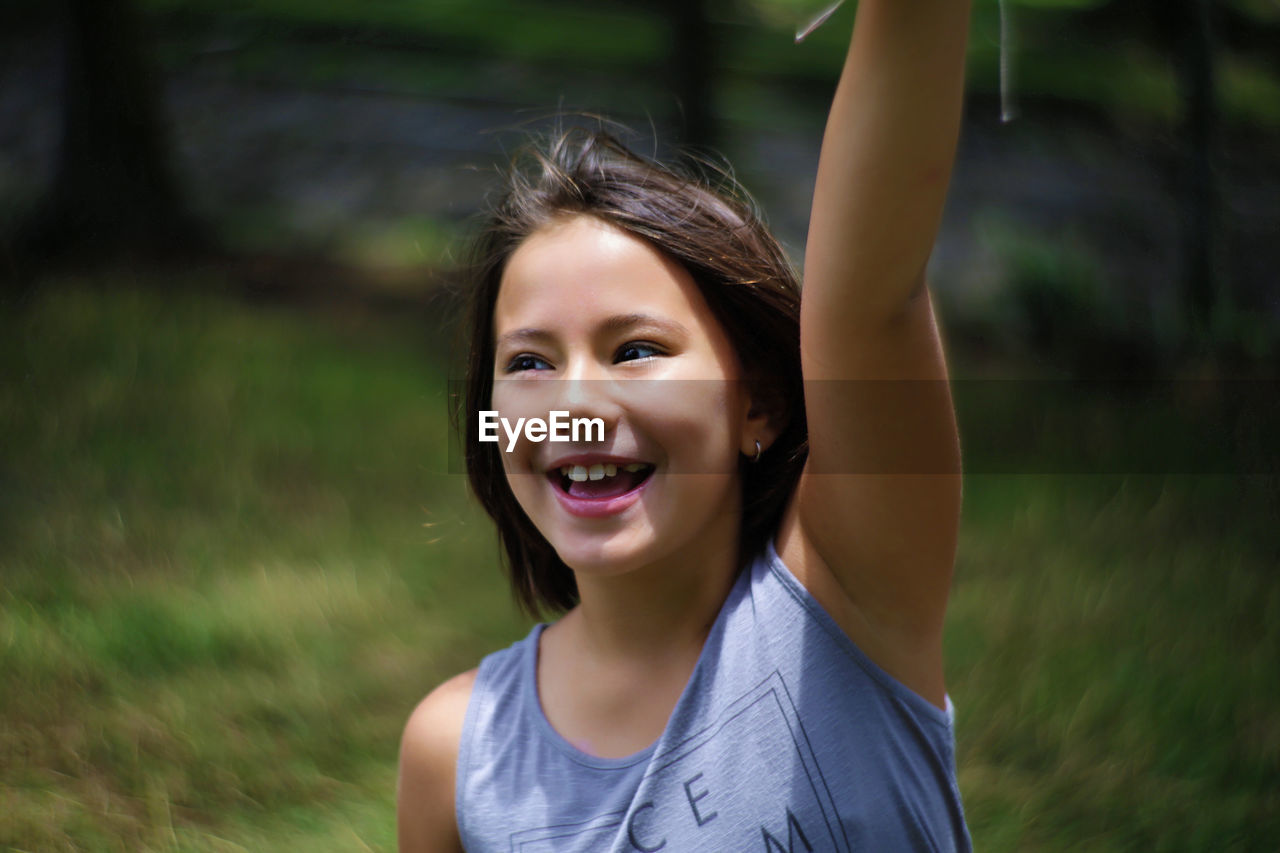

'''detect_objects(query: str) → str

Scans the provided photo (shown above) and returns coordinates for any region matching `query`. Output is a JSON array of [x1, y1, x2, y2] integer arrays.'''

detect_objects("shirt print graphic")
[[507, 671, 854, 852]]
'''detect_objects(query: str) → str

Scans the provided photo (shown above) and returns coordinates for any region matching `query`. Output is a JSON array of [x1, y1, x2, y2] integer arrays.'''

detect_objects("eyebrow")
[[495, 313, 691, 349]]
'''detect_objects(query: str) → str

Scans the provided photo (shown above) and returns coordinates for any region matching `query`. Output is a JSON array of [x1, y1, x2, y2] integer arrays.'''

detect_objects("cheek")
[[488, 385, 556, 465], [502, 457, 545, 523], [645, 379, 747, 468], [498, 439, 542, 490]]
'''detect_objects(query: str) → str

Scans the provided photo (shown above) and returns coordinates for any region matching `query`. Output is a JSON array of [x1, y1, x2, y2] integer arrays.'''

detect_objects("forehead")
[[493, 216, 718, 336]]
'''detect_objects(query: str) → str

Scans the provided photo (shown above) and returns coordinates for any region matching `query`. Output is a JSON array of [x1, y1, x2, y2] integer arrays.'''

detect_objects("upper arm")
[[784, 293, 960, 703], [780, 0, 971, 705], [397, 669, 477, 853]]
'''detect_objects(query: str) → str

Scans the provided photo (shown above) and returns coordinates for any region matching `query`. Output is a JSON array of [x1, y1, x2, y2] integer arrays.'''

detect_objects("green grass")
[[950, 475, 1280, 849], [0, 279, 527, 850], [2, 281, 1277, 849]]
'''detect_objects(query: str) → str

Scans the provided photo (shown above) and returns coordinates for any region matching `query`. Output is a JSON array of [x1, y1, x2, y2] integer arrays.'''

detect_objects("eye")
[[503, 353, 553, 373], [614, 341, 663, 363]]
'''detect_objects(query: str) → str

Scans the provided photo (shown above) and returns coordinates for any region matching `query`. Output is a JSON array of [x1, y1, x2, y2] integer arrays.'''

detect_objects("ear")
[[739, 382, 787, 459]]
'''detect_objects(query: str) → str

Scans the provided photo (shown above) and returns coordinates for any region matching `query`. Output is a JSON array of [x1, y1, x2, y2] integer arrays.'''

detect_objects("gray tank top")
[[455, 542, 971, 852]]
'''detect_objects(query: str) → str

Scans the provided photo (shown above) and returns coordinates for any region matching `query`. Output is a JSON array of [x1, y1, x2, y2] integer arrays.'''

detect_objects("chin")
[[549, 526, 659, 578]]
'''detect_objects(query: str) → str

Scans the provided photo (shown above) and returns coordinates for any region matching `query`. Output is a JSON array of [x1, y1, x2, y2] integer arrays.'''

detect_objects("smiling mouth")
[[550, 463, 655, 499]]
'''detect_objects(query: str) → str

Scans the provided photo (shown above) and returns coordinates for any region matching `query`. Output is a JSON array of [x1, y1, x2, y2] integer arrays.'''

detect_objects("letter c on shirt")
[[626, 801, 666, 852]]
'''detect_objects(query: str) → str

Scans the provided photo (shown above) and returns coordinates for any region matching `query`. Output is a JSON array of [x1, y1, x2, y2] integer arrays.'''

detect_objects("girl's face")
[[490, 215, 759, 579]]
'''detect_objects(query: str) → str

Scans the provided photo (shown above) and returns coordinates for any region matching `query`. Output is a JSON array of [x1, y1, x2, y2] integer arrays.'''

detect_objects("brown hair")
[[461, 127, 807, 618]]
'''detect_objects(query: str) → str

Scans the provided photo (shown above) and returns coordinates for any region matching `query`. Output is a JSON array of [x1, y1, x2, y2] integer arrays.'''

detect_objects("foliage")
[[953, 215, 1280, 372], [142, 0, 666, 67], [955, 216, 1168, 373], [128, 0, 1280, 129]]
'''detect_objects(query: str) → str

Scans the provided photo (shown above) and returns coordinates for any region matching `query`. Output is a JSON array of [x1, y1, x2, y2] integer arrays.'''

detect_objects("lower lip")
[[550, 473, 651, 518]]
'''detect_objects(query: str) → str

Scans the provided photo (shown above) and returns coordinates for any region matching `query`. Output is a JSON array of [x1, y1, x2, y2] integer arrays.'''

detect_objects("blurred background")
[[1, 0, 1277, 849]]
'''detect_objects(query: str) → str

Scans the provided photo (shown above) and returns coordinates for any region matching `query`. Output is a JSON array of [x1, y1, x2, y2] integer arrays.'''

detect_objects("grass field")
[[2, 280, 1277, 850]]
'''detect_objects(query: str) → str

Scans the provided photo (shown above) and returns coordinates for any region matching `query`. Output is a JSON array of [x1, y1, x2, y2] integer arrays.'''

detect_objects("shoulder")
[[401, 668, 477, 758], [397, 669, 477, 853]]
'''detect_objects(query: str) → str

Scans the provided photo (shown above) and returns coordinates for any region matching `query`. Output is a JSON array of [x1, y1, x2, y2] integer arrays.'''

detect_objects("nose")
[[556, 358, 622, 436]]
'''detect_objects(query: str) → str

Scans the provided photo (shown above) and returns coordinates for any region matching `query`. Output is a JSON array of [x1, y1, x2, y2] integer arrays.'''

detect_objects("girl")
[[400, 1, 972, 849]]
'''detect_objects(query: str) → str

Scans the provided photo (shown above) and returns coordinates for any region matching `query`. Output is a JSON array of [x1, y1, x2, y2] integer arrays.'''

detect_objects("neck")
[[569, 516, 741, 668]]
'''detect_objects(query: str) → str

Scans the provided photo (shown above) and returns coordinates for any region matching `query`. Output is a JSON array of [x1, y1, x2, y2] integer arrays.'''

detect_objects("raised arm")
[[805, 0, 972, 322], [777, 0, 971, 708]]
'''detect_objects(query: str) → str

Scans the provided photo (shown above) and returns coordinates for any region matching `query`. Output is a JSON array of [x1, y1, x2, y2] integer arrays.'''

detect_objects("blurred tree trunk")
[[31, 0, 197, 260], [1172, 0, 1218, 340], [1089, 0, 1220, 342], [653, 0, 716, 149]]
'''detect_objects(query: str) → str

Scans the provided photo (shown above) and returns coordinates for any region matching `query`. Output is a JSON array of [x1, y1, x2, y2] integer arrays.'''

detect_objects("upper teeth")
[[560, 463, 645, 482]]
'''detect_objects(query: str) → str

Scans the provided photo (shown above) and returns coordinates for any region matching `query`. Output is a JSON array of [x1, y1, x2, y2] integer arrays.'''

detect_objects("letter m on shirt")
[[761, 808, 814, 852]]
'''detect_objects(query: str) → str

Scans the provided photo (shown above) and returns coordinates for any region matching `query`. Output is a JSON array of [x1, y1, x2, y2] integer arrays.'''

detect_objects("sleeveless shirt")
[[455, 542, 972, 852]]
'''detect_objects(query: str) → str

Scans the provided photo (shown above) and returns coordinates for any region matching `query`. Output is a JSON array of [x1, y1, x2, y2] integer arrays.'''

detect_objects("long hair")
[[460, 127, 807, 618]]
